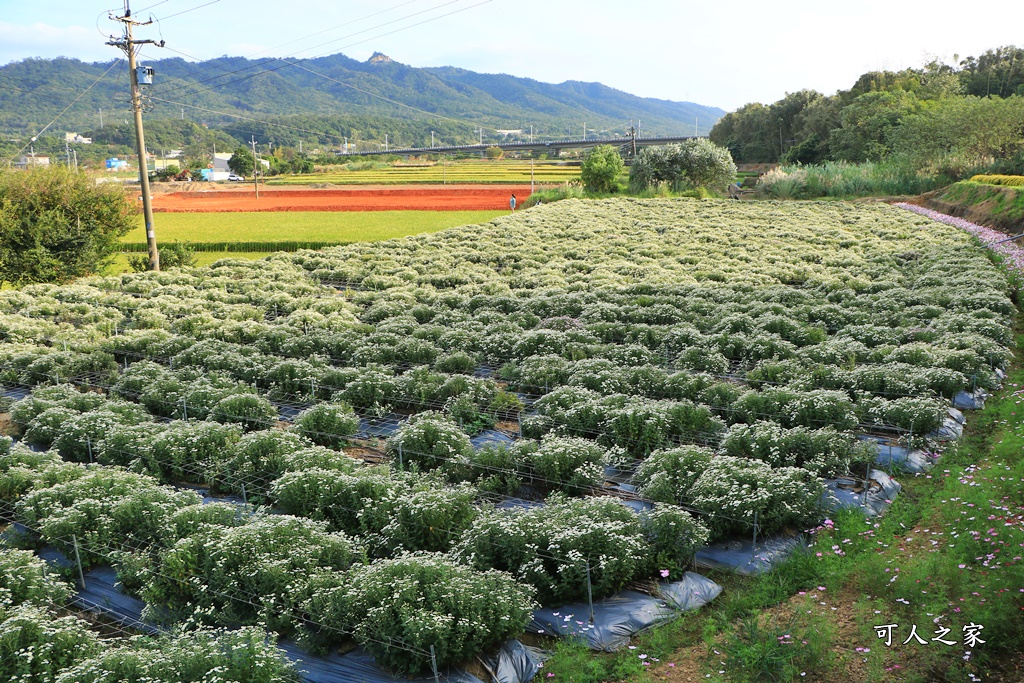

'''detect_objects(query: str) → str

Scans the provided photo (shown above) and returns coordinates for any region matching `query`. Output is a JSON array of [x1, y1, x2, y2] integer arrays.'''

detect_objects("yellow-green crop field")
[[267, 159, 581, 185], [122, 210, 505, 245], [115, 209, 503, 273]]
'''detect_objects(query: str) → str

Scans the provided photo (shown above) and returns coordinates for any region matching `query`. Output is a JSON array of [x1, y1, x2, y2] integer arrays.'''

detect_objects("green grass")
[[106, 251, 269, 274], [936, 181, 1024, 229], [122, 210, 505, 245], [268, 159, 581, 185]]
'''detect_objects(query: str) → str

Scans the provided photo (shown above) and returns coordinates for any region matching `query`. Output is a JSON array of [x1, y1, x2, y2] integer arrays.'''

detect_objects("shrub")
[[386, 412, 473, 471], [442, 443, 524, 495], [434, 351, 477, 374], [629, 139, 737, 191], [305, 553, 535, 675], [17, 469, 202, 565], [271, 466, 404, 535], [443, 394, 494, 434], [337, 364, 398, 409], [633, 445, 715, 504], [969, 174, 1024, 187], [519, 435, 608, 493], [857, 394, 947, 434], [0, 548, 71, 609], [51, 404, 151, 462], [282, 446, 362, 473], [0, 445, 70, 505], [290, 402, 359, 449], [22, 406, 77, 448], [676, 347, 730, 374], [721, 422, 866, 477], [143, 515, 360, 633], [358, 482, 480, 557], [689, 456, 826, 539], [0, 165, 136, 285], [216, 430, 311, 495], [456, 496, 647, 604], [56, 627, 302, 683], [10, 384, 105, 429], [144, 421, 241, 484], [0, 606, 100, 682], [129, 240, 197, 272], [208, 393, 278, 432], [581, 145, 624, 193], [641, 505, 711, 580], [785, 389, 857, 430]]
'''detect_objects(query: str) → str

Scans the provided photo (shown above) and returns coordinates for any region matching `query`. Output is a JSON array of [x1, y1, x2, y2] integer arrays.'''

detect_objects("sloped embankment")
[[921, 181, 1024, 234]]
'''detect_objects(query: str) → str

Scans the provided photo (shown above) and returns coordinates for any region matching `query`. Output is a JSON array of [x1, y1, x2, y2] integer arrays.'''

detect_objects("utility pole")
[[250, 136, 259, 198], [180, 107, 184, 120], [108, 0, 164, 271], [431, 130, 435, 148], [99, 108, 104, 128]]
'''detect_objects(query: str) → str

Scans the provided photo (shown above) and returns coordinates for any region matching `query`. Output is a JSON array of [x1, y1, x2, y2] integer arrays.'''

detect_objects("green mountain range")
[[0, 51, 723, 151]]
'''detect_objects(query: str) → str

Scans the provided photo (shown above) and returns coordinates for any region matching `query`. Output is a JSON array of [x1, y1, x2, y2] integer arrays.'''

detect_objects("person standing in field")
[[510, 193, 517, 212]]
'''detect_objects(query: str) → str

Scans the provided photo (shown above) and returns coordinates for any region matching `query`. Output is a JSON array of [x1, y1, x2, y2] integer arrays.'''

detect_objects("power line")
[[146, 0, 494, 134], [149, 0, 473, 103], [5, 59, 122, 166], [140, 0, 429, 101]]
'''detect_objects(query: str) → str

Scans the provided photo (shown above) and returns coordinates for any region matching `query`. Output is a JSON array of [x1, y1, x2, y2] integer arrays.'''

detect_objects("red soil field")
[[150, 184, 535, 213]]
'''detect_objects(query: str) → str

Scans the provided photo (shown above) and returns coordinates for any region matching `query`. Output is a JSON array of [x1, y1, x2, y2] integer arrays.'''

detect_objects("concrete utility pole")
[[108, 1, 163, 271], [250, 136, 260, 199]]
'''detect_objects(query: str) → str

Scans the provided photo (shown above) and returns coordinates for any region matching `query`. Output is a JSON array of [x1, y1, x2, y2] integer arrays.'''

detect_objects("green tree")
[[580, 144, 624, 193], [630, 139, 737, 191], [0, 166, 135, 285], [227, 147, 255, 176], [828, 90, 922, 162]]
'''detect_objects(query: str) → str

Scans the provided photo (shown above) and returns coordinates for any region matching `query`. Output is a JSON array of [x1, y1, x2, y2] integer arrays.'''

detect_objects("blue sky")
[[2, 0, 1023, 111]]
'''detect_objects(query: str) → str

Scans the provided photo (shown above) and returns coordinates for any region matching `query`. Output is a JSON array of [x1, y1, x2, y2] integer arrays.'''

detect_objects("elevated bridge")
[[335, 135, 700, 158]]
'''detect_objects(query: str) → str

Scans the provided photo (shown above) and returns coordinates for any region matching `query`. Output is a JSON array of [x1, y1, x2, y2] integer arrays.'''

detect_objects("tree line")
[[711, 45, 1024, 176]]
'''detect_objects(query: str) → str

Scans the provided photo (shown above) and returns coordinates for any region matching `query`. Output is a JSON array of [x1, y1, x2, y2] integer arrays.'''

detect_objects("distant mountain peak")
[[368, 52, 394, 65]]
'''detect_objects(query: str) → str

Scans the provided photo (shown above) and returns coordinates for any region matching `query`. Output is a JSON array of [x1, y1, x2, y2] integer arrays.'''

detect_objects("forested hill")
[[0, 51, 724, 147], [711, 45, 1024, 168]]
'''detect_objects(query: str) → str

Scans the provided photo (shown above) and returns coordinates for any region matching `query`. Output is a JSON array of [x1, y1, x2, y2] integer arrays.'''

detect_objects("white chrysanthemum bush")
[[0, 199, 1017, 672]]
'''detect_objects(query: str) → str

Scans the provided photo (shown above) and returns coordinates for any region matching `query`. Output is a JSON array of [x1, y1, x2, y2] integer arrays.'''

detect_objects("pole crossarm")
[[108, 2, 163, 271]]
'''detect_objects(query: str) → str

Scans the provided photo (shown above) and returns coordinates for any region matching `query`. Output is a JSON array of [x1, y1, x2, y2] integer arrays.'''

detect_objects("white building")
[[64, 132, 92, 144], [13, 155, 50, 169], [213, 152, 269, 173]]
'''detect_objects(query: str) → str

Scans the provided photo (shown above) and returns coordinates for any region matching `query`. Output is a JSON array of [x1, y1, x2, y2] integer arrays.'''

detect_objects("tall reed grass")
[[755, 161, 953, 199]]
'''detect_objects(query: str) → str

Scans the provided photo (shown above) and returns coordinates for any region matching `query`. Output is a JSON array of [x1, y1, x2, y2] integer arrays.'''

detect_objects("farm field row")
[[1, 198, 1020, 680], [268, 159, 581, 185], [122, 210, 505, 245]]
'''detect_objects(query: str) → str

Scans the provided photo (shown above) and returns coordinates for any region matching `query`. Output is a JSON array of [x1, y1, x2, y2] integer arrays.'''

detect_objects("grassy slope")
[[929, 181, 1024, 233], [121, 210, 505, 244], [544, 333, 1024, 682]]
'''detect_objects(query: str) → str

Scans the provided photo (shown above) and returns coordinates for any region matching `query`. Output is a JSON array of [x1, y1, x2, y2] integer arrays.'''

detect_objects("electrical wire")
[[5, 59, 123, 166], [149, 0, 476, 103], [141, 0, 431, 101]]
